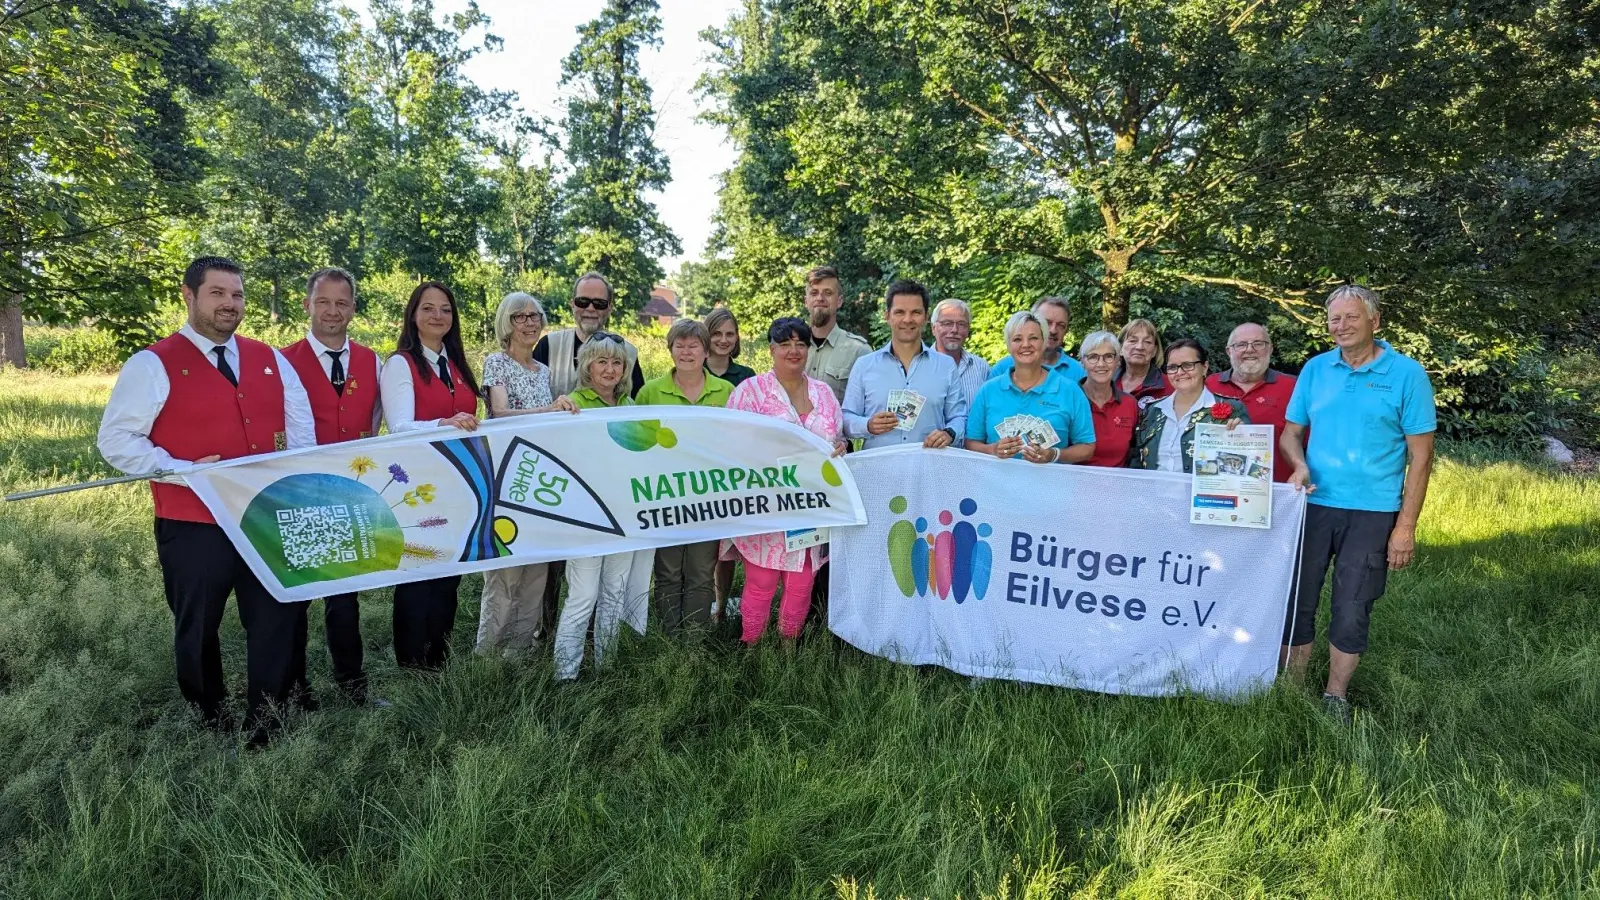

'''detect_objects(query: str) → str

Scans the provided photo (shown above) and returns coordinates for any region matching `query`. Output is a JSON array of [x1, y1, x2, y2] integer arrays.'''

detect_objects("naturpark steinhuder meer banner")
[[829, 447, 1307, 698], [186, 407, 866, 603]]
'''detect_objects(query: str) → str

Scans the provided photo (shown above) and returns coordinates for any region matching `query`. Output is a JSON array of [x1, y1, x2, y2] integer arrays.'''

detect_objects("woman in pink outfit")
[[725, 317, 847, 645]]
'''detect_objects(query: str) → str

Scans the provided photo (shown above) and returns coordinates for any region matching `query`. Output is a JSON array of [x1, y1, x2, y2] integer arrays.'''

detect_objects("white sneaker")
[[726, 595, 741, 618]]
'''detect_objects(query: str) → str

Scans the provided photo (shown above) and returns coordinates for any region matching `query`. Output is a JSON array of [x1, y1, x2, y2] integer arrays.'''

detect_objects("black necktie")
[[213, 346, 238, 387], [326, 349, 345, 395], [437, 355, 454, 392]]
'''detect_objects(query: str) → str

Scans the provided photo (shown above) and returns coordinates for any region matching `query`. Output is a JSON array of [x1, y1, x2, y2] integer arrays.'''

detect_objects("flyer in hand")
[[1190, 423, 1274, 529]]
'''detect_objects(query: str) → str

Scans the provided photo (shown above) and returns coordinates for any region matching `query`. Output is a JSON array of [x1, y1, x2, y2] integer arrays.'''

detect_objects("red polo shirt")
[[1082, 380, 1140, 467], [1207, 368, 1298, 482]]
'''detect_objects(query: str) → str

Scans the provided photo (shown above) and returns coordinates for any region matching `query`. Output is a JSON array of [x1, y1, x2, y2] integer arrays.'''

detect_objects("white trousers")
[[555, 549, 641, 680]]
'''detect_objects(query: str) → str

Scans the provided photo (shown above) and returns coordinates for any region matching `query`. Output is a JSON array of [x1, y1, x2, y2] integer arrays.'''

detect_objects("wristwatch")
[[939, 426, 957, 442]]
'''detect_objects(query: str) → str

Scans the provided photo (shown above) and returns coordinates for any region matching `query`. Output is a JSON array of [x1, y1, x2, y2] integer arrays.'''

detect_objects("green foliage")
[[1, 372, 1598, 896], [1550, 350, 1600, 450], [36, 329, 122, 375], [558, 0, 681, 311]]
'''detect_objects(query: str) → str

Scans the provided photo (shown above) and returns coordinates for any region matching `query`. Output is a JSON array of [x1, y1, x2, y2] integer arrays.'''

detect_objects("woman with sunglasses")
[[552, 332, 649, 680], [474, 292, 578, 659], [378, 281, 480, 670], [532, 271, 644, 399], [1127, 338, 1249, 473], [724, 317, 847, 647]]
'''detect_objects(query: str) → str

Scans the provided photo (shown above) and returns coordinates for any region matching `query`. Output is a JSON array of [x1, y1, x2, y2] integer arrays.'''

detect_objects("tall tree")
[[484, 138, 565, 280], [559, 0, 680, 311], [0, 0, 221, 362]]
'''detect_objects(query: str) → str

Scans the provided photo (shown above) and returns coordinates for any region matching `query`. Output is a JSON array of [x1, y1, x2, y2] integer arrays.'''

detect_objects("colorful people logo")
[[887, 496, 992, 602]]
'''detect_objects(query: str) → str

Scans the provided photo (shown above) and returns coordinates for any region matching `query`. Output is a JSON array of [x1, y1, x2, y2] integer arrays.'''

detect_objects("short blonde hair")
[[1118, 318, 1165, 368], [1003, 310, 1044, 346], [576, 333, 631, 392], [666, 318, 710, 354], [494, 292, 545, 349], [1326, 285, 1380, 318]]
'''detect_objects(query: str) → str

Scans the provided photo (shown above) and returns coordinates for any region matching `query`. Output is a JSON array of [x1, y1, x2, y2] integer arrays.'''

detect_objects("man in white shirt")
[[97, 256, 316, 745]]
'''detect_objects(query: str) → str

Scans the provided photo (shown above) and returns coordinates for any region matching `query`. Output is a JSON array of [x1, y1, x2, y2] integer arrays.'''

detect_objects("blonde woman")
[[1116, 318, 1171, 405], [475, 293, 577, 658]]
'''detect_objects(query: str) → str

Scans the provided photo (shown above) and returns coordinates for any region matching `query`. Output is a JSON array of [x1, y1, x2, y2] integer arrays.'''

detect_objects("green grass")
[[1, 369, 1597, 898]]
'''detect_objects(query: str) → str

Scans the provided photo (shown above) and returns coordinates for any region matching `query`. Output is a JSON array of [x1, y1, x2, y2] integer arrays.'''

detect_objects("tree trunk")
[[1099, 247, 1132, 330], [271, 275, 283, 323], [0, 293, 26, 368]]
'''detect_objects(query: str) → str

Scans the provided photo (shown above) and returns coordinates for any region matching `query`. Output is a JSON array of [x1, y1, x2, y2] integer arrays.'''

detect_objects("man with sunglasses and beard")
[[533, 272, 644, 399]]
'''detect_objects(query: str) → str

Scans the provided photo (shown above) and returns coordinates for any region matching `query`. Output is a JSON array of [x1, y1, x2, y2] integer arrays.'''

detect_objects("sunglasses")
[[588, 331, 625, 345], [572, 297, 612, 310]]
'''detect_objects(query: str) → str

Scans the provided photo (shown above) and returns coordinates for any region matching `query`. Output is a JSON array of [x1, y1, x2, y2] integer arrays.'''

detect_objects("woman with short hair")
[[474, 292, 577, 658], [1116, 318, 1172, 404], [724, 317, 846, 645], [965, 310, 1096, 464], [1128, 338, 1249, 473], [552, 334, 647, 679], [704, 307, 757, 387], [637, 318, 733, 636], [1078, 331, 1140, 467]]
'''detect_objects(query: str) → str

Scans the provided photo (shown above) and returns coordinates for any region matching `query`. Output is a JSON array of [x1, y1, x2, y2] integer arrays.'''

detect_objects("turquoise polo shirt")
[[989, 352, 1086, 385], [1285, 341, 1436, 512], [966, 367, 1096, 454]]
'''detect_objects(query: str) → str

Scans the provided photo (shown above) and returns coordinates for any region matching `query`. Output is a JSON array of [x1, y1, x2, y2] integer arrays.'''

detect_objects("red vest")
[[403, 352, 477, 422], [281, 338, 381, 445], [148, 334, 286, 523]]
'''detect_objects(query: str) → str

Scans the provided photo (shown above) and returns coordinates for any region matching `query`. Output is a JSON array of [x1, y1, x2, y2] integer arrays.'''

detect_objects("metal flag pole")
[[4, 470, 178, 503]]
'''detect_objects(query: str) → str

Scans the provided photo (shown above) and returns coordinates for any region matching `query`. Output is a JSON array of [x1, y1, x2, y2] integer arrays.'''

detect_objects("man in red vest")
[[280, 267, 383, 705], [1206, 322, 1300, 482], [97, 256, 316, 745]]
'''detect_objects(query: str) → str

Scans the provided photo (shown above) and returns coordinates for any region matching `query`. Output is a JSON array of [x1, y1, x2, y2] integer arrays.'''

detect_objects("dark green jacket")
[[1128, 395, 1250, 473]]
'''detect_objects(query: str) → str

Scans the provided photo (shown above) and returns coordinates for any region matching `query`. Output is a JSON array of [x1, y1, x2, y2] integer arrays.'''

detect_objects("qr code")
[[275, 505, 357, 569]]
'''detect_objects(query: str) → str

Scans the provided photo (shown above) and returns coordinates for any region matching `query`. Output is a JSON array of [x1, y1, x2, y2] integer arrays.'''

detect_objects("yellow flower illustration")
[[414, 484, 436, 504], [349, 456, 377, 477]]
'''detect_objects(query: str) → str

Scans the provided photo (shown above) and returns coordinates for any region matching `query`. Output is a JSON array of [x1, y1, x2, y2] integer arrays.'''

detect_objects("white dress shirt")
[[304, 330, 384, 435], [1153, 387, 1217, 473], [97, 324, 316, 482], [379, 345, 459, 433]]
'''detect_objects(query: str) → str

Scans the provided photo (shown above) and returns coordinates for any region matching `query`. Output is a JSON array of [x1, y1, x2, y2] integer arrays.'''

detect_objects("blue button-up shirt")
[[843, 342, 969, 449], [941, 348, 990, 408], [1286, 340, 1436, 513], [990, 352, 1086, 385]]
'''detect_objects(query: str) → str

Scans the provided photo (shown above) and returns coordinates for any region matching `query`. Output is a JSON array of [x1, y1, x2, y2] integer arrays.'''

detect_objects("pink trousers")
[[739, 558, 816, 643]]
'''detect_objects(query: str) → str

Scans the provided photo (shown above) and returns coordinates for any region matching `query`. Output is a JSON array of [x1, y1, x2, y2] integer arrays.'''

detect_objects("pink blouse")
[[724, 370, 842, 572]]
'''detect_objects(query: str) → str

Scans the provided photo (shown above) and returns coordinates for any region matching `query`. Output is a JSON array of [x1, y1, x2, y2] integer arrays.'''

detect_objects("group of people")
[[96, 258, 1436, 742]]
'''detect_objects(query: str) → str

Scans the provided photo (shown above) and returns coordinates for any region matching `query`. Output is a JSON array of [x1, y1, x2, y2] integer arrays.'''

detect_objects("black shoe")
[[1321, 693, 1352, 725]]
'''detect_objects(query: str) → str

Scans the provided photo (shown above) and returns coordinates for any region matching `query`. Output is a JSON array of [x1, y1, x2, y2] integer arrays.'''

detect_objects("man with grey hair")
[[988, 296, 1085, 384], [533, 271, 644, 398], [1280, 285, 1436, 724], [280, 265, 384, 706], [930, 297, 989, 407], [1206, 322, 1298, 482]]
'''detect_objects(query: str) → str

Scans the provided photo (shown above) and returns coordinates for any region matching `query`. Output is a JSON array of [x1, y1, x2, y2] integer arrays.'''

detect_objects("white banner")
[[829, 447, 1306, 699], [186, 407, 865, 602]]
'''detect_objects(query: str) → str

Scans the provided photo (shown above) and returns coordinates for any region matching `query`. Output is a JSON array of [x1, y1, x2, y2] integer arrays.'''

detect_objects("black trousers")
[[292, 592, 366, 701], [1286, 505, 1397, 654], [393, 576, 462, 670], [154, 518, 308, 729]]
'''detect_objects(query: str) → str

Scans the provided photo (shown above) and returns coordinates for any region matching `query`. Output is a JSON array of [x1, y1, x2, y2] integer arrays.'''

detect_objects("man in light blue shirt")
[[843, 280, 968, 450], [989, 296, 1086, 384], [1280, 285, 1436, 724], [931, 298, 990, 407]]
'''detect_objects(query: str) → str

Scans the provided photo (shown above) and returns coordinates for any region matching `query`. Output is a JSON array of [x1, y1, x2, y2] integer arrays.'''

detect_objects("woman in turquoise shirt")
[[965, 310, 1096, 464]]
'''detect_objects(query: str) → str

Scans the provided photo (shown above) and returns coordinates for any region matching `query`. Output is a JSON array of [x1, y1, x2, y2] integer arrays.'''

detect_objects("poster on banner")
[[184, 407, 865, 602], [829, 447, 1306, 699], [1190, 423, 1275, 529]]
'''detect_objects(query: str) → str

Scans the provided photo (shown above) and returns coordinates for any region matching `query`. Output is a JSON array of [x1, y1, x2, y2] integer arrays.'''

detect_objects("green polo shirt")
[[568, 386, 635, 410], [635, 372, 733, 408]]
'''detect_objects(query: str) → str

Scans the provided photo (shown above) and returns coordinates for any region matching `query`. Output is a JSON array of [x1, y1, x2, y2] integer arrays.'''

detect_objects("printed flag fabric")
[[185, 407, 865, 603], [829, 447, 1306, 699]]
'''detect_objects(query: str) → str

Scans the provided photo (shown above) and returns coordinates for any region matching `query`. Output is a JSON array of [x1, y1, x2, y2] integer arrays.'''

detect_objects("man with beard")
[[533, 271, 644, 398], [930, 297, 989, 407], [97, 256, 316, 746], [801, 265, 871, 403], [1206, 322, 1298, 482]]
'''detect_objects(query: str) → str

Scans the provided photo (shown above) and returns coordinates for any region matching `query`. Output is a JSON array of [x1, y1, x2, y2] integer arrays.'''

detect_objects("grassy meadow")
[[1, 368, 1597, 898]]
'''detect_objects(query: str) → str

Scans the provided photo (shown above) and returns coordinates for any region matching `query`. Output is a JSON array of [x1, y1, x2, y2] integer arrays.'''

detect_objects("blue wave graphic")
[[433, 436, 499, 562]]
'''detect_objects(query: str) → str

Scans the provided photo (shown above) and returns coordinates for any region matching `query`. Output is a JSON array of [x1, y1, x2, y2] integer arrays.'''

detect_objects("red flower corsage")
[[1209, 401, 1233, 419]]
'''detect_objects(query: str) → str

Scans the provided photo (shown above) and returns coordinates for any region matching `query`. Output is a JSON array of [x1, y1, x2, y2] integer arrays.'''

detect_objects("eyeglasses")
[[572, 297, 612, 310], [588, 331, 625, 345], [1162, 360, 1206, 375], [1082, 352, 1118, 364], [1229, 340, 1270, 351], [510, 312, 543, 325], [933, 320, 970, 329]]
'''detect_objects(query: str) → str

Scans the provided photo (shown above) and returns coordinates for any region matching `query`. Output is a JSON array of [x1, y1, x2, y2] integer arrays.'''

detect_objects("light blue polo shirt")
[[967, 367, 1096, 455], [1285, 341, 1436, 512], [989, 352, 1086, 385]]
